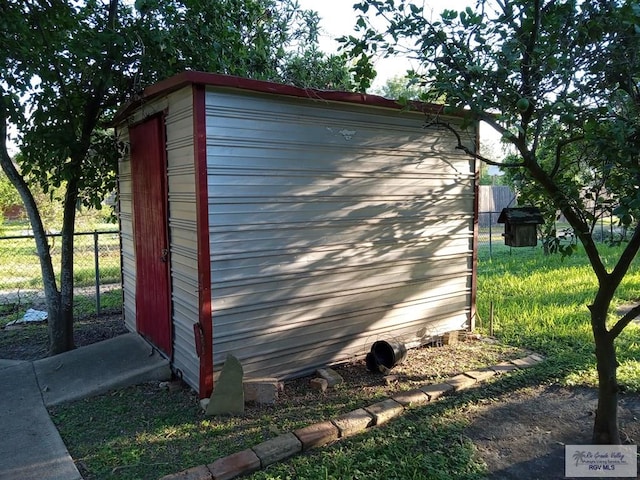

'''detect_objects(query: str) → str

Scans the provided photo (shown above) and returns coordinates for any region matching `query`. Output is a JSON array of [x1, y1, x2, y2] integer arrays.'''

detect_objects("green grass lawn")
[[477, 244, 640, 390], [0, 225, 122, 321], [49, 241, 640, 480], [0, 229, 120, 291]]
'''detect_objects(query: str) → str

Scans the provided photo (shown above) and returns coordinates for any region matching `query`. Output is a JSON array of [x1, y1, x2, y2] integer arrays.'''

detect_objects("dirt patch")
[[463, 384, 640, 479], [0, 311, 126, 360]]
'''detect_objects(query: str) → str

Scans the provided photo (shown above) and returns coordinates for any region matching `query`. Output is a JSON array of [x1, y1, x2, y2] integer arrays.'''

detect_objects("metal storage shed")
[[114, 71, 479, 398]]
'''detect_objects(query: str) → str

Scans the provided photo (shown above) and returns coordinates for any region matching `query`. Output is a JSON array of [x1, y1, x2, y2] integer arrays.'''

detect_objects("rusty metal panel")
[[204, 88, 476, 379]]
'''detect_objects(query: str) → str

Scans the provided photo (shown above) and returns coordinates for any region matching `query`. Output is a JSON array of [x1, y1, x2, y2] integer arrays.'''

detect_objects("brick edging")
[[160, 353, 545, 480]]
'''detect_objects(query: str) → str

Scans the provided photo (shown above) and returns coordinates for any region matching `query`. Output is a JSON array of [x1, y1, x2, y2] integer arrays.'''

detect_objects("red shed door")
[[130, 115, 172, 357]]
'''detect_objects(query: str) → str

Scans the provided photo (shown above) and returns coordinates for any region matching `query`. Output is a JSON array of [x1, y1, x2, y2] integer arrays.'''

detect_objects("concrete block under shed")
[[243, 378, 279, 405], [310, 378, 328, 393], [442, 330, 459, 345], [316, 368, 344, 387]]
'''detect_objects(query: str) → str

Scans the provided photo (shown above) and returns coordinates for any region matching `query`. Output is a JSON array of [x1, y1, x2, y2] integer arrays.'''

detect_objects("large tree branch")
[[609, 303, 640, 340], [525, 155, 608, 281], [608, 222, 640, 292], [75, 0, 119, 162], [0, 94, 60, 301], [517, 0, 542, 135], [550, 135, 585, 177], [426, 118, 525, 167], [477, 111, 520, 145]]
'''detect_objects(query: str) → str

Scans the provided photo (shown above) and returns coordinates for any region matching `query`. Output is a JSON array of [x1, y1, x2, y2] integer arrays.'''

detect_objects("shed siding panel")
[[164, 87, 199, 390], [116, 132, 136, 334], [117, 87, 200, 391], [205, 89, 475, 378]]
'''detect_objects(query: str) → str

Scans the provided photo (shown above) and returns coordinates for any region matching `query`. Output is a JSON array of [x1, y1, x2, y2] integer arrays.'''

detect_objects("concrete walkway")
[[0, 334, 171, 480]]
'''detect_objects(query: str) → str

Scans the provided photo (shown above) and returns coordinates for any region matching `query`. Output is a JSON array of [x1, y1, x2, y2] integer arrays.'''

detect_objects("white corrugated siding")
[[117, 127, 136, 334], [205, 89, 476, 378], [164, 88, 199, 389], [117, 87, 200, 391]]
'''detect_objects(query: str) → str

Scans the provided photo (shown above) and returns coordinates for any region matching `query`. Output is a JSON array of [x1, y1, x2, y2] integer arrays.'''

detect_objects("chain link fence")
[[0, 230, 121, 321]]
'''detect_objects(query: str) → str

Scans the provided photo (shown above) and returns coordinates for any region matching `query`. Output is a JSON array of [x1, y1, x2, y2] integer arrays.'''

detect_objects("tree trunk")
[[590, 302, 621, 444], [0, 96, 63, 348], [49, 178, 80, 355]]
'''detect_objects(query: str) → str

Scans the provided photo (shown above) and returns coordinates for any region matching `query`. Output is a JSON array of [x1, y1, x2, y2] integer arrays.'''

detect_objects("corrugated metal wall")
[[118, 87, 201, 390], [117, 127, 136, 334], [163, 88, 199, 389], [205, 89, 476, 379]]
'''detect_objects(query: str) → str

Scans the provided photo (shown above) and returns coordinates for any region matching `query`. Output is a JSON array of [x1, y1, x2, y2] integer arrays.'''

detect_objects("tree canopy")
[[1, 0, 353, 355], [343, 0, 640, 444]]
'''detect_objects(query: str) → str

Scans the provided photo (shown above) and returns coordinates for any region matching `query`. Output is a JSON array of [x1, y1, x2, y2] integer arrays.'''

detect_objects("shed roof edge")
[[113, 71, 465, 125]]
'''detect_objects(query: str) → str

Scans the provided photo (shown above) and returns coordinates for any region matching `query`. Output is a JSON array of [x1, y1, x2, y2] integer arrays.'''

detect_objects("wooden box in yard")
[[497, 207, 544, 247]]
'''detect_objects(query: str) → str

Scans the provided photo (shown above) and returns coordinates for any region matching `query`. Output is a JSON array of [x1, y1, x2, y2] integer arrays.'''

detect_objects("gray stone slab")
[[464, 368, 497, 383], [490, 361, 520, 374], [445, 374, 477, 391], [392, 388, 430, 407], [252, 433, 302, 467], [206, 354, 244, 416], [316, 368, 343, 387], [363, 398, 404, 425], [511, 355, 543, 368], [332, 408, 374, 437], [0, 362, 82, 480], [33, 333, 170, 407], [419, 382, 454, 400]]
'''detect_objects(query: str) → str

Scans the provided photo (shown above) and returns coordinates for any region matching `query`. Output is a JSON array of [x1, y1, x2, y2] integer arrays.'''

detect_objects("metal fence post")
[[94, 230, 100, 315], [489, 212, 493, 259]]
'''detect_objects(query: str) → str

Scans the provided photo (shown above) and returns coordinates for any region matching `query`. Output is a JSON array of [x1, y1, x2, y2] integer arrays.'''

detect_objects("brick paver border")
[[160, 353, 545, 480]]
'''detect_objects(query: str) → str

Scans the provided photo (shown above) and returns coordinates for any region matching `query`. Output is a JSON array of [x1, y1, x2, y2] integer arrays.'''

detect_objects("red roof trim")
[[114, 71, 452, 123]]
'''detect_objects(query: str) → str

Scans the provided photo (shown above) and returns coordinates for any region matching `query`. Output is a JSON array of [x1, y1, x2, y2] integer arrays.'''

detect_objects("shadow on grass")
[[48, 349, 598, 480], [246, 363, 606, 480], [47, 341, 521, 479]]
